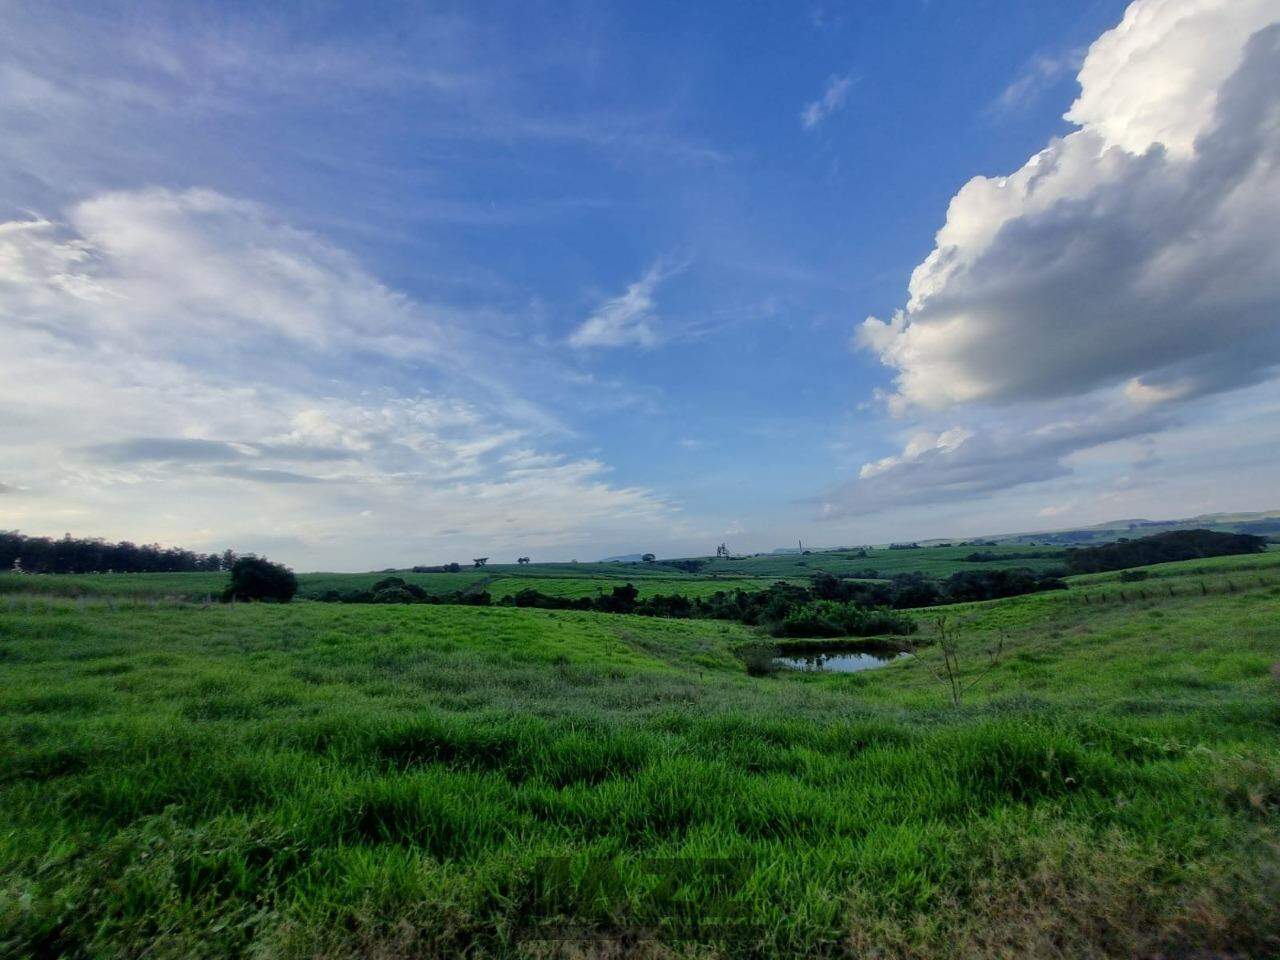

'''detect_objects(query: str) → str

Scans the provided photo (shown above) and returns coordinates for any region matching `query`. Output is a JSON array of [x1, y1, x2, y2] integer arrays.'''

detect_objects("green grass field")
[[0, 570, 230, 600], [697, 543, 1068, 579], [2, 554, 1279, 958]]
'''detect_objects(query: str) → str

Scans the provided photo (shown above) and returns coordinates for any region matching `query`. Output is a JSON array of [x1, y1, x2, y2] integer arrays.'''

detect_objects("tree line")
[[1063, 529, 1267, 574], [1, 530, 234, 574]]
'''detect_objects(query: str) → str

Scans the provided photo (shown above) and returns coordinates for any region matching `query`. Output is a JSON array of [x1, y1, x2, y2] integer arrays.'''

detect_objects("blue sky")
[[3, 0, 1279, 568]]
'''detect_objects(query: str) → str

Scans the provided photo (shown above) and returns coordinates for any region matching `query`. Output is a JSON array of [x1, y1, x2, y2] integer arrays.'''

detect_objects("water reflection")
[[774, 649, 908, 673]]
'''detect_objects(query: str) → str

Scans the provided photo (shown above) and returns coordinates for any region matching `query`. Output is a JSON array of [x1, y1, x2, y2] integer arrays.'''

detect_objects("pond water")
[[773, 649, 910, 673]]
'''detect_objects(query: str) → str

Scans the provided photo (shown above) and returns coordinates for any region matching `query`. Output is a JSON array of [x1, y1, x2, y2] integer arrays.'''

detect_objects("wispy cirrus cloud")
[[0, 187, 684, 567], [801, 73, 853, 130], [989, 49, 1083, 115], [568, 260, 685, 350]]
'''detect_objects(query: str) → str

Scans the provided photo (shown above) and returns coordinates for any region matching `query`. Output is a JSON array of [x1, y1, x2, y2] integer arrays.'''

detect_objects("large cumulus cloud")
[[861, 0, 1280, 410], [843, 0, 1280, 515]]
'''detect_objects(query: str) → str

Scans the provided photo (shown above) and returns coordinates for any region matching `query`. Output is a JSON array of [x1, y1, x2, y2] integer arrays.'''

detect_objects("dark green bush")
[[772, 601, 916, 638], [221, 556, 297, 603]]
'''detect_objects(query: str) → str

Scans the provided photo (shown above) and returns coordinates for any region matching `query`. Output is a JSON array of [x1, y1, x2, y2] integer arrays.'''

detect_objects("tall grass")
[[2, 575, 1279, 957]]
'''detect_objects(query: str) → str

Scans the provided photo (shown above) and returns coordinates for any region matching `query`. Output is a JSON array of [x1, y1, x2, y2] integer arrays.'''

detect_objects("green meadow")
[[2, 550, 1279, 958], [697, 543, 1069, 579]]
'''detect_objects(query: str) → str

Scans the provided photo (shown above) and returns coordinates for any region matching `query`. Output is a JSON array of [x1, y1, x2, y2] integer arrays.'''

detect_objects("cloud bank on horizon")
[[839, 0, 1280, 518]]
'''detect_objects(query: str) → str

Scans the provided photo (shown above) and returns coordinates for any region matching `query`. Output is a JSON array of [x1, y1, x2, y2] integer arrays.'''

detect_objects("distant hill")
[[599, 510, 1279, 568], [982, 509, 1280, 546]]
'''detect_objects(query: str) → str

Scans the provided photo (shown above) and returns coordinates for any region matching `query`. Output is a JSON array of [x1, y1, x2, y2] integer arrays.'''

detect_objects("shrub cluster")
[[222, 556, 297, 603], [501, 581, 919, 637], [321, 577, 491, 606], [318, 568, 1066, 637], [963, 550, 1065, 562], [773, 601, 916, 638], [808, 570, 1067, 607]]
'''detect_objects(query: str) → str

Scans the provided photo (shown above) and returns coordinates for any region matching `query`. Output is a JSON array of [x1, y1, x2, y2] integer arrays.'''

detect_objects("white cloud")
[[1065, 0, 1276, 157], [822, 405, 1175, 518], [860, 0, 1280, 412], [568, 262, 674, 349], [0, 188, 682, 567], [801, 73, 853, 130], [858, 426, 974, 480], [1037, 503, 1073, 518], [839, 0, 1280, 515]]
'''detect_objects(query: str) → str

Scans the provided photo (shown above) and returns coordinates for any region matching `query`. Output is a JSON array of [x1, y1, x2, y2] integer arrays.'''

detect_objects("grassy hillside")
[[2, 559, 1279, 957], [1066, 545, 1280, 584]]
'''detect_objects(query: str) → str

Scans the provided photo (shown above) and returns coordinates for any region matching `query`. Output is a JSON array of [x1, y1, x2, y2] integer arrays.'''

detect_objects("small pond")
[[774, 649, 910, 673]]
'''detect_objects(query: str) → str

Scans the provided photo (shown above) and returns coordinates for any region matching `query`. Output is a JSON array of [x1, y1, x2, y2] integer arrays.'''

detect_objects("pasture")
[[2, 553, 1279, 958], [695, 543, 1068, 579]]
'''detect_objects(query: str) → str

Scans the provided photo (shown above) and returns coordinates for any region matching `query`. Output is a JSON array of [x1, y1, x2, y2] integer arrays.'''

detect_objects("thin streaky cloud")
[[801, 73, 853, 130]]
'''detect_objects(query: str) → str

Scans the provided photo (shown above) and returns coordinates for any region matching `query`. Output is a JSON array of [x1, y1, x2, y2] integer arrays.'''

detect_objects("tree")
[[222, 555, 297, 603], [473, 557, 489, 568], [517, 556, 531, 565], [908, 616, 1005, 707], [642, 553, 656, 562], [597, 583, 640, 613]]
